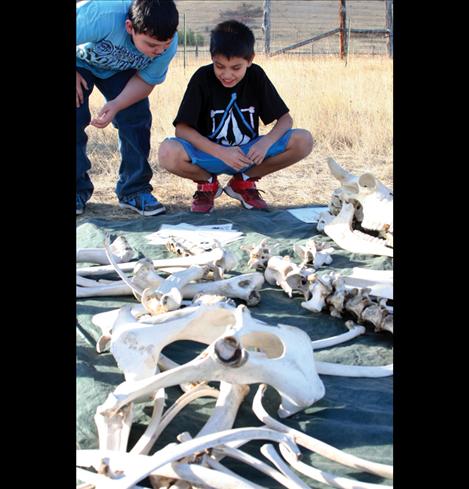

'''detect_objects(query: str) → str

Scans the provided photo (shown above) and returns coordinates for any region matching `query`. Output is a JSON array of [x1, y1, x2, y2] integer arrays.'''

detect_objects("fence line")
[[176, 0, 392, 57]]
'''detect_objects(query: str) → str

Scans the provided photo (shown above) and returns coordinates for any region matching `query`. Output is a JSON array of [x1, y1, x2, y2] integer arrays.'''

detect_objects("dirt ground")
[[77, 150, 392, 221]]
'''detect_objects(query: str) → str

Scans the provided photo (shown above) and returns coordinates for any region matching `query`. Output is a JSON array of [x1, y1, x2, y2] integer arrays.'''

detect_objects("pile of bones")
[[76, 159, 393, 489]]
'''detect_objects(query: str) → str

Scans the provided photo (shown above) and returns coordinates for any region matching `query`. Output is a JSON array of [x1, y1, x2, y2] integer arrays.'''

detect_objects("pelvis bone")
[[101, 304, 325, 418]]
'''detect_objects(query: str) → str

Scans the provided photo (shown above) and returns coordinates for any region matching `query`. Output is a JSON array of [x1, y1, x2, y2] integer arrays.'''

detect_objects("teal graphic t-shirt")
[[76, 0, 178, 85]]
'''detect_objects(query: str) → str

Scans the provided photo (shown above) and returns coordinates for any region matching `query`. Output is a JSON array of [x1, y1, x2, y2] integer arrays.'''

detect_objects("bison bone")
[[344, 287, 374, 322], [260, 443, 310, 489], [301, 273, 334, 313], [181, 272, 264, 306], [361, 299, 392, 332], [130, 384, 219, 456], [265, 256, 310, 298], [342, 267, 393, 300], [76, 235, 135, 265], [208, 445, 299, 489], [325, 274, 348, 317], [327, 157, 393, 235], [76, 246, 238, 278], [279, 444, 392, 489], [293, 239, 334, 269], [253, 384, 393, 480], [319, 202, 393, 257], [197, 382, 250, 438], [99, 304, 325, 418], [77, 450, 268, 489], [109, 303, 237, 381], [93, 402, 133, 452], [78, 427, 299, 489], [165, 235, 215, 256], [141, 265, 209, 315], [242, 238, 279, 270], [76, 280, 132, 299]]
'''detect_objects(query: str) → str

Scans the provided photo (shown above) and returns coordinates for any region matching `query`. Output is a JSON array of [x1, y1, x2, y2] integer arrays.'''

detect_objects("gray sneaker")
[[119, 192, 166, 216]]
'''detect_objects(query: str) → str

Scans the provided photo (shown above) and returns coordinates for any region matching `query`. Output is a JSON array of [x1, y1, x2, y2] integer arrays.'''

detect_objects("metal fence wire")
[[175, 0, 392, 57]]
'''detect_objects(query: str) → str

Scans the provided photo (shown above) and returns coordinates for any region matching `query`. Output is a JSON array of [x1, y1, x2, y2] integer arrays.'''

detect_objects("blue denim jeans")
[[76, 67, 154, 202]]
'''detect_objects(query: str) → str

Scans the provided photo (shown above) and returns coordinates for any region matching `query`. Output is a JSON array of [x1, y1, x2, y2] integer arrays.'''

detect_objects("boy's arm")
[[247, 112, 293, 165], [90, 74, 155, 128], [176, 123, 253, 171]]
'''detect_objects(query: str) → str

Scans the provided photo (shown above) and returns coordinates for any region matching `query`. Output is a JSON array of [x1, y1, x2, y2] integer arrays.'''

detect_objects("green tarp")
[[77, 208, 392, 488]]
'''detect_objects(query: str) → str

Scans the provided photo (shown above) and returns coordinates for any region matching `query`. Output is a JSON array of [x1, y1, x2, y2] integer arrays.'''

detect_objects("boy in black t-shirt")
[[158, 20, 314, 213]]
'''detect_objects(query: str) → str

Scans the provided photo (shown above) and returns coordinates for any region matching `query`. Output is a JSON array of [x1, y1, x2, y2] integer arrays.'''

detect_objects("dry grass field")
[[81, 52, 392, 218]]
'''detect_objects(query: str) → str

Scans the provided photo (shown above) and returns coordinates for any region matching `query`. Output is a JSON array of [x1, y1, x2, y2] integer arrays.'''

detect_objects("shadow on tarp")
[[76, 208, 393, 489]]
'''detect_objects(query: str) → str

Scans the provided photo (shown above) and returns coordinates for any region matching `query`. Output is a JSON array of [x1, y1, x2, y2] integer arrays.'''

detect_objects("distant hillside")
[[175, 0, 389, 55]]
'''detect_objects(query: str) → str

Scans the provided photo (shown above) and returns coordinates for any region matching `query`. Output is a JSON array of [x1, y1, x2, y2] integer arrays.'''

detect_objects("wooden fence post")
[[339, 0, 347, 59], [385, 0, 393, 58], [262, 0, 271, 55]]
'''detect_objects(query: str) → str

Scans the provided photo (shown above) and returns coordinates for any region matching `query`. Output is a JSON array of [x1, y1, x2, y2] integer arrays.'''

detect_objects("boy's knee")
[[158, 139, 185, 170], [290, 129, 314, 156]]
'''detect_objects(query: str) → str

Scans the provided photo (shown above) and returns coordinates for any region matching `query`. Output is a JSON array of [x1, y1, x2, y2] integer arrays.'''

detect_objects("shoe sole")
[[223, 186, 254, 209], [119, 203, 166, 216]]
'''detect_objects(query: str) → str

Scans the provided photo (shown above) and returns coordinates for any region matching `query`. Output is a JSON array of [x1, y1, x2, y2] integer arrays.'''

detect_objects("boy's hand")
[[76, 71, 89, 108], [217, 146, 254, 170], [246, 137, 273, 165], [90, 100, 119, 129]]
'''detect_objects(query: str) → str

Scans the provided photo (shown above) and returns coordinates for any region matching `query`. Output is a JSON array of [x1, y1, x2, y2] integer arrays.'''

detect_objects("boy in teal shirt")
[[76, 0, 178, 216]]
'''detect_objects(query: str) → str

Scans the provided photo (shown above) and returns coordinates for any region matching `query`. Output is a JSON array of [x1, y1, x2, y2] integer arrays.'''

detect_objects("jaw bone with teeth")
[[318, 158, 393, 256]]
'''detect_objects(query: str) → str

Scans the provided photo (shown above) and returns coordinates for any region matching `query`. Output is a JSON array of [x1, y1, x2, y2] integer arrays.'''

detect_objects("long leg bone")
[[76, 246, 238, 278], [77, 236, 135, 265], [196, 382, 250, 437], [93, 402, 133, 452], [181, 272, 264, 306], [252, 384, 393, 480]]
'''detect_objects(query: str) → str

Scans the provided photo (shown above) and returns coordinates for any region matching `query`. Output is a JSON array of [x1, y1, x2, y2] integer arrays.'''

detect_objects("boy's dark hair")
[[128, 0, 179, 41], [210, 20, 255, 60]]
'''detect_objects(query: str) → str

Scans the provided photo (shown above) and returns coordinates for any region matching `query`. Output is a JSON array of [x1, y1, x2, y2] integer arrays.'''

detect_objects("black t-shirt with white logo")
[[173, 63, 289, 146]]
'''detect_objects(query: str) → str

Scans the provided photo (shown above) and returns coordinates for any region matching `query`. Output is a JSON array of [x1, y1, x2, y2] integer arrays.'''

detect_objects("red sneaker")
[[224, 174, 268, 210], [191, 178, 223, 213]]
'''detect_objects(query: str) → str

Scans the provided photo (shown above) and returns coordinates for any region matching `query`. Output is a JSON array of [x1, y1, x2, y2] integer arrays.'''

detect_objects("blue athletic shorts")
[[167, 129, 294, 175]]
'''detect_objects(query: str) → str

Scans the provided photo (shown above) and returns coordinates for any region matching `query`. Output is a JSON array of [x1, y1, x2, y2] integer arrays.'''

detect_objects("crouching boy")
[[158, 20, 314, 213]]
